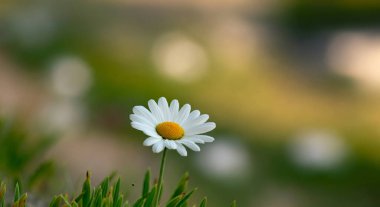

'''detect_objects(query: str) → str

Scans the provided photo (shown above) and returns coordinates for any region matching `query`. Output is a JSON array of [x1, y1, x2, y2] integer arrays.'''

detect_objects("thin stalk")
[[154, 148, 167, 207]]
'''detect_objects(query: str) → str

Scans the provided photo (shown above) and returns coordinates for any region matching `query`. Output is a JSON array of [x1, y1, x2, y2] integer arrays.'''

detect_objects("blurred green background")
[[1, 0, 380, 206]]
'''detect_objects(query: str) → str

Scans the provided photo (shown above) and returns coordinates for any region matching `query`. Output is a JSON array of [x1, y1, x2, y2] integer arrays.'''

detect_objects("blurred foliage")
[[251, 143, 380, 207], [282, 0, 380, 33], [0, 119, 56, 192]]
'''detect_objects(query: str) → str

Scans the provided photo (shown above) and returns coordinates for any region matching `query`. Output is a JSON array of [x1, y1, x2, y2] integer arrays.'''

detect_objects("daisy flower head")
[[130, 97, 216, 156]]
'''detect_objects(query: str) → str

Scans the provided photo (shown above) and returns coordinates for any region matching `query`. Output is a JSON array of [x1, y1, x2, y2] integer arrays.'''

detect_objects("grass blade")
[[142, 169, 151, 198], [0, 182, 6, 207], [49, 196, 60, 207], [71, 201, 79, 207], [143, 184, 157, 207], [18, 193, 27, 207], [82, 171, 92, 207], [175, 188, 197, 207], [59, 194, 72, 207], [74, 192, 84, 204], [115, 196, 123, 207], [92, 187, 103, 207], [133, 197, 145, 207], [14, 183, 20, 203], [113, 178, 121, 206], [170, 172, 189, 199], [166, 194, 183, 207], [101, 176, 110, 198], [199, 197, 207, 207]]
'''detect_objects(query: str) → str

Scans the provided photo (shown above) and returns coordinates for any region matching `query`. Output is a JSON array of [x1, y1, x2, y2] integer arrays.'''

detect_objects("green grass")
[[0, 171, 237, 207]]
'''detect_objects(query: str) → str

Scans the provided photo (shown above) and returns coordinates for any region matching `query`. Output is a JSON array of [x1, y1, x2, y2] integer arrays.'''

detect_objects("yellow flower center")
[[156, 122, 184, 140]]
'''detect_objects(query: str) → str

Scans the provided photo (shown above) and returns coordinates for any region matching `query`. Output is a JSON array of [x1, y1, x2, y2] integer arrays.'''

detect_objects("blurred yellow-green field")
[[1, 0, 380, 206]]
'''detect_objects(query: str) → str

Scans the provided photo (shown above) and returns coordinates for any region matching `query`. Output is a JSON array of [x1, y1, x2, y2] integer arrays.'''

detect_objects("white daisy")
[[130, 97, 216, 156]]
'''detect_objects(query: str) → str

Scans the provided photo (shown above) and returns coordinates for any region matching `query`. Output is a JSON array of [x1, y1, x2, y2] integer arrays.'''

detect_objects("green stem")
[[155, 148, 167, 207]]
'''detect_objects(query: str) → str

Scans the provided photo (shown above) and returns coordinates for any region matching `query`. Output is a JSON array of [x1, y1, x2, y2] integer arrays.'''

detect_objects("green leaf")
[[175, 188, 197, 207], [158, 183, 163, 203], [82, 171, 92, 207], [143, 184, 157, 207], [101, 176, 110, 198], [28, 161, 55, 189], [166, 194, 183, 207], [199, 197, 207, 207], [74, 192, 84, 204], [113, 178, 121, 206], [151, 181, 163, 207], [170, 172, 189, 199], [71, 201, 79, 207], [14, 182, 20, 202], [92, 187, 103, 207], [49, 196, 60, 207], [133, 197, 145, 207], [18, 193, 27, 207], [142, 169, 151, 198], [0, 182, 6, 207], [230, 200, 237, 207], [59, 194, 72, 207], [115, 196, 123, 207], [103, 196, 112, 207]]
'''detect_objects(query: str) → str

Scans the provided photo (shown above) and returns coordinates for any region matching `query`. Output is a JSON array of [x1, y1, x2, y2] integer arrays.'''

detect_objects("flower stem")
[[155, 148, 167, 207]]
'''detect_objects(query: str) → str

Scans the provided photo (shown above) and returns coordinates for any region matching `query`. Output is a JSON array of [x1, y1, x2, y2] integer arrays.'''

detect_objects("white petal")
[[187, 110, 200, 120], [179, 140, 200, 151], [191, 135, 215, 143], [131, 122, 160, 138], [195, 114, 209, 124], [148, 99, 164, 122], [130, 114, 155, 127], [176, 143, 187, 156], [133, 106, 158, 125], [175, 104, 191, 125], [143, 137, 162, 146], [183, 114, 209, 130], [186, 122, 216, 136], [169, 99, 179, 121], [158, 97, 171, 121], [183, 136, 205, 144], [131, 121, 151, 131], [152, 141, 165, 153], [164, 140, 177, 149]]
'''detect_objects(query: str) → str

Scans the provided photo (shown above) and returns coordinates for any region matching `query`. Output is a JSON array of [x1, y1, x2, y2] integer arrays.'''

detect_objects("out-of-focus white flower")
[[288, 130, 348, 170], [327, 31, 380, 91], [49, 56, 93, 98], [38, 100, 86, 134], [130, 97, 215, 156], [152, 32, 208, 83], [195, 138, 251, 181], [208, 16, 265, 70]]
